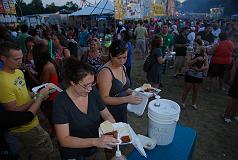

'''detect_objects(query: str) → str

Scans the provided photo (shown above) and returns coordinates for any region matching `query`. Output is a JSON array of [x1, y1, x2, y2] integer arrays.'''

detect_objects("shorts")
[[185, 73, 203, 83], [136, 39, 146, 55], [208, 63, 231, 78], [10, 125, 53, 160], [174, 56, 185, 71]]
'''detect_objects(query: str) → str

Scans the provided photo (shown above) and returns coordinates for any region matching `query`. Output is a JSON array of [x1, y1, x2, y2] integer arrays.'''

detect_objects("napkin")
[[128, 125, 147, 158]]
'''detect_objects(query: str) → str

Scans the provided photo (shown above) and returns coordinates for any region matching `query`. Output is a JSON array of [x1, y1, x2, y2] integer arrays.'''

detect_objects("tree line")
[[15, 0, 79, 16]]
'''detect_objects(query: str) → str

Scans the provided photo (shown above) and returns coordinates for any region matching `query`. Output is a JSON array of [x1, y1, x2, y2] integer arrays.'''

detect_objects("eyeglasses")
[[76, 81, 96, 90]]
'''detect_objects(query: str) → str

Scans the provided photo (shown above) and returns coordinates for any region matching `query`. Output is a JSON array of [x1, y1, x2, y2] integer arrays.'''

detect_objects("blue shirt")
[[125, 41, 132, 68], [0, 60, 3, 70], [79, 31, 89, 47]]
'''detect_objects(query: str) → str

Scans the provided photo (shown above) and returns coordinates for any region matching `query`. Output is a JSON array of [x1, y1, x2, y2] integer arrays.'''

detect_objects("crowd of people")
[[0, 17, 238, 159]]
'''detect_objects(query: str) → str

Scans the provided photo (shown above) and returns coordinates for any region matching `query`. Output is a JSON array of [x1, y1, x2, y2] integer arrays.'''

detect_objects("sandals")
[[181, 103, 186, 109], [191, 104, 198, 110]]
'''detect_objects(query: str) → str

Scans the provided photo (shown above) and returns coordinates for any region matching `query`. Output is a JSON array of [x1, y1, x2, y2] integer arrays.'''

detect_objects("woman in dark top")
[[147, 35, 167, 89], [81, 38, 106, 74], [97, 39, 142, 123], [52, 57, 117, 160], [181, 40, 209, 109], [223, 58, 238, 123]]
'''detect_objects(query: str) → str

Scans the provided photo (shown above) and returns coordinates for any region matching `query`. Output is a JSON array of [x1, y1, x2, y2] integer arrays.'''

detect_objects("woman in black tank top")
[[97, 39, 142, 123]]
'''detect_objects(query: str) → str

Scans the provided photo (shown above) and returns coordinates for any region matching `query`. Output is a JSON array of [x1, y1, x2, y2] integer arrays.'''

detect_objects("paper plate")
[[99, 122, 133, 145], [32, 83, 62, 94], [134, 87, 161, 98]]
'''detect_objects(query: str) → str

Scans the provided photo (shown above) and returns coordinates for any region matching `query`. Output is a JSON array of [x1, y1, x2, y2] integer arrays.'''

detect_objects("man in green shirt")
[[158, 23, 174, 74], [158, 23, 174, 55], [17, 24, 30, 56]]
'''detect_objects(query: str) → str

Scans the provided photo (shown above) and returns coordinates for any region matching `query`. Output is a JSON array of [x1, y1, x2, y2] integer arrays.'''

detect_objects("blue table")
[[127, 124, 197, 160]]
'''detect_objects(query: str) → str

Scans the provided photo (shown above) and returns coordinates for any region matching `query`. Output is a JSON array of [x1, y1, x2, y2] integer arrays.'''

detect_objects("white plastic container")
[[148, 99, 180, 145]]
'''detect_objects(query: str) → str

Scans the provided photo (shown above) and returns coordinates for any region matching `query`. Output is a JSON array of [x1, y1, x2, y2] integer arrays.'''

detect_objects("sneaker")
[[191, 104, 198, 110], [224, 117, 232, 123], [181, 103, 186, 109]]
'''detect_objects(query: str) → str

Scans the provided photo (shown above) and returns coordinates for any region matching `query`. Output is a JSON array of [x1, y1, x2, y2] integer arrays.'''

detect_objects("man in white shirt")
[[212, 22, 221, 44], [187, 27, 196, 47]]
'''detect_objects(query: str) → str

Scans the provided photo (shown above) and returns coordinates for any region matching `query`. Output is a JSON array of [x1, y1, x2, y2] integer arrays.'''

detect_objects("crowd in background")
[[0, 17, 238, 159]]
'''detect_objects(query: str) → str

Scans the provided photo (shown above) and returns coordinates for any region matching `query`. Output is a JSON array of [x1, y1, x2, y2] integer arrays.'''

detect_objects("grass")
[[128, 55, 238, 160]]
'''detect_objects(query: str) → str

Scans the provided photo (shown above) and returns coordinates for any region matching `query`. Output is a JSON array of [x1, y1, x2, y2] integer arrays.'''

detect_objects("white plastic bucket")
[[148, 99, 180, 145]]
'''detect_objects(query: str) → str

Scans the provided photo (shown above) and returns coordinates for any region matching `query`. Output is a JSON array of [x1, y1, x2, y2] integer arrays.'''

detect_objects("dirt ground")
[[129, 57, 238, 160], [48, 55, 238, 160]]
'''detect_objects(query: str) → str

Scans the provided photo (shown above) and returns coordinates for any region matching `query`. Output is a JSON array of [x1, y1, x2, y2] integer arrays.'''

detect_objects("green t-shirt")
[[158, 33, 174, 54], [17, 33, 30, 55]]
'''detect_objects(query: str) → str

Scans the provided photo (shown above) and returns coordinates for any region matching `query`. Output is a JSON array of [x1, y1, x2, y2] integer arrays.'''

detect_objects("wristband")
[[33, 96, 37, 101], [37, 93, 45, 101]]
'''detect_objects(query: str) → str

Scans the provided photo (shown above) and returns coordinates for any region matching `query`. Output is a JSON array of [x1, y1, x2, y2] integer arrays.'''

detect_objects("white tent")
[[69, 0, 114, 16]]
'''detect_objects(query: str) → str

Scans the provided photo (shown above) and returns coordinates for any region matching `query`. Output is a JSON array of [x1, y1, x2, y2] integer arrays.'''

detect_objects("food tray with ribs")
[[99, 121, 133, 145]]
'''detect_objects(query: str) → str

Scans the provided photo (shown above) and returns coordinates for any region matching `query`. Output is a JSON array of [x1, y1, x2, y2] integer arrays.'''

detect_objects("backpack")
[[143, 54, 153, 72]]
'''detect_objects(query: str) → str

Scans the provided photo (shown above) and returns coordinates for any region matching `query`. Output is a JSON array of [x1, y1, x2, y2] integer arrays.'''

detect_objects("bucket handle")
[[174, 114, 179, 122]]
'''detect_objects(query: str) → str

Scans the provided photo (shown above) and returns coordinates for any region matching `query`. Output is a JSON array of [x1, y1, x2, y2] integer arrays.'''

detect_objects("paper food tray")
[[99, 122, 133, 145], [32, 83, 63, 94], [127, 91, 148, 116], [134, 87, 161, 98]]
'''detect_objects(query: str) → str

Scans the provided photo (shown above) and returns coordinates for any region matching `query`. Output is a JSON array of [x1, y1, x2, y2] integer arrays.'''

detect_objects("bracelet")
[[37, 93, 45, 101], [33, 96, 37, 101]]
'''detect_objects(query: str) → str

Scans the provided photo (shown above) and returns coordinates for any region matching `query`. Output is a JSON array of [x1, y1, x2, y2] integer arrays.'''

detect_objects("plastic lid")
[[148, 99, 180, 117]]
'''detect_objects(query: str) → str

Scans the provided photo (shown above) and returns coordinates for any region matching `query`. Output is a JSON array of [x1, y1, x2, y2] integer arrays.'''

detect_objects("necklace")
[[121, 66, 125, 84]]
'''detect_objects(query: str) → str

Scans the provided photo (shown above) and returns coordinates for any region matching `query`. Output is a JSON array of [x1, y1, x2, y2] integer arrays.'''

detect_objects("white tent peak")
[[69, 0, 114, 16]]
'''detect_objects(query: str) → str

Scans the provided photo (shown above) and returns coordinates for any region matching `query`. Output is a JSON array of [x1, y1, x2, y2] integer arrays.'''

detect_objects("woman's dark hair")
[[194, 39, 203, 46], [56, 34, 69, 48], [20, 24, 28, 33], [109, 39, 128, 58], [25, 36, 35, 52], [32, 43, 53, 75], [42, 30, 50, 40], [151, 35, 163, 51], [121, 30, 130, 43], [28, 28, 37, 36], [219, 32, 228, 41], [62, 57, 94, 86]]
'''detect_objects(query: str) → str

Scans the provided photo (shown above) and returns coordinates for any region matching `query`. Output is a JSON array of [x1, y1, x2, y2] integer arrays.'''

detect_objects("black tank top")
[[102, 66, 130, 123]]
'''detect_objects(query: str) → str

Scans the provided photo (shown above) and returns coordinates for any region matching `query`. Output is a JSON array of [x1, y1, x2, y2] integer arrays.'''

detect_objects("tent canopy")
[[69, 0, 114, 16]]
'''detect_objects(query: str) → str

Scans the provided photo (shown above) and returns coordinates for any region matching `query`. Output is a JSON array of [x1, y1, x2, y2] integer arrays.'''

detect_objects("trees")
[[15, 0, 79, 16]]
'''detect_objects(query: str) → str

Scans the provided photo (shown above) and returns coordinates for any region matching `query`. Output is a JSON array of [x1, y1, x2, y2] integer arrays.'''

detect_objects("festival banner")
[[122, 0, 143, 19], [2, 0, 10, 14], [152, 3, 164, 17], [0, 0, 5, 13], [8, 0, 16, 14], [123, 3, 142, 19], [143, 0, 151, 19], [114, 0, 123, 20]]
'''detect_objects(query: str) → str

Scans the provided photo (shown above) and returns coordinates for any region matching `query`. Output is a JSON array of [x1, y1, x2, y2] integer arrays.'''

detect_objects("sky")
[[25, 0, 187, 6]]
